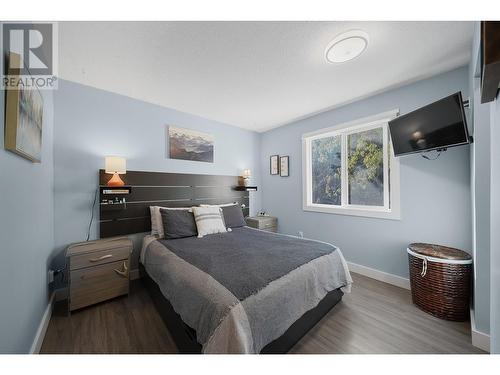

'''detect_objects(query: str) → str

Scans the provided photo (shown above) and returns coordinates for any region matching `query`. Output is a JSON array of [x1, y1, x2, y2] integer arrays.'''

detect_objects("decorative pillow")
[[199, 203, 237, 228], [150, 206, 192, 238], [192, 206, 229, 238], [160, 208, 198, 239], [220, 204, 246, 228]]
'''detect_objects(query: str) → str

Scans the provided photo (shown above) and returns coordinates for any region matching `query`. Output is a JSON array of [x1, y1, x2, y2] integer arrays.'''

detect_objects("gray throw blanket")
[[158, 227, 336, 300]]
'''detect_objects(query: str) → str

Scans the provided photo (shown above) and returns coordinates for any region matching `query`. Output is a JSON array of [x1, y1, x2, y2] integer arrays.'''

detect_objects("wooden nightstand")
[[246, 216, 278, 233], [66, 237, 132, 312]]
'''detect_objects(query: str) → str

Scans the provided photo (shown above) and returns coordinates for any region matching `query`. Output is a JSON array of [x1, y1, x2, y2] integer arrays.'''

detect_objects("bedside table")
[[246, 216, 278, 233], [66, 237, 132, 312]]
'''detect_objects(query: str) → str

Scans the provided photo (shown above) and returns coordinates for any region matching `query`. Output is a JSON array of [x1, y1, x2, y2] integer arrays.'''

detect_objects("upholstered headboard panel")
[[98, 170, 249, 238]]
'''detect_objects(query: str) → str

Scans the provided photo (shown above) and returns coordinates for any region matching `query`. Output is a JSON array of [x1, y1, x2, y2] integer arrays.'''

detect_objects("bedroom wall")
[[260, 67, 471, 279], [52, 79, 261, 271], [468, 21, 491, 339], [490, 96, 500, 354], [0, 58, 55, 351]]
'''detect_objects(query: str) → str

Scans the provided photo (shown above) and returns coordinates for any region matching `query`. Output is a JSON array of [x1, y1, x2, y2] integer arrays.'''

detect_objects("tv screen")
[[388, 92, 469, 157]]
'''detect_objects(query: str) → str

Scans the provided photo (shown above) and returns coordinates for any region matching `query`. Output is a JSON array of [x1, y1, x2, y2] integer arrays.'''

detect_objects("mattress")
[[140, 226, 352, 353]]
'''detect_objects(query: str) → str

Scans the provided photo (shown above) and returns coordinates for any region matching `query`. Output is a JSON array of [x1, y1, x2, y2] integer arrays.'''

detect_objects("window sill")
[[303, 204, 401, 220]]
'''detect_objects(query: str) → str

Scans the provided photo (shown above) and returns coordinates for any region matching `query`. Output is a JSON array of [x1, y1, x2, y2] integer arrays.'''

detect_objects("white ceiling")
[[58, 21, 473, 132]]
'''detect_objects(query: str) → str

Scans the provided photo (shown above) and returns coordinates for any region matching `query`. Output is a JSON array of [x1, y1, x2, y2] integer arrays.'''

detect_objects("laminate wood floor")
[[40, 272, 485, 354]]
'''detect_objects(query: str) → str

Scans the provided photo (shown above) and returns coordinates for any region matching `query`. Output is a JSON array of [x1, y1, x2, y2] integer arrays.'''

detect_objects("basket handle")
[[420, 257, 428, 277]]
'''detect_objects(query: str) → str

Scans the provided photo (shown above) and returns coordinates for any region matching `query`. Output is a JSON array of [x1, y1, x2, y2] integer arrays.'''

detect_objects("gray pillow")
[[160, 208, 198, 239], [221, 204, 246, 228]]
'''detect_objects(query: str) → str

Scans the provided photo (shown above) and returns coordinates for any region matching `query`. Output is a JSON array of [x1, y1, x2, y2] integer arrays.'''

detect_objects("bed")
[[140, 226, 352, 354], [98, 170, 352, 354]]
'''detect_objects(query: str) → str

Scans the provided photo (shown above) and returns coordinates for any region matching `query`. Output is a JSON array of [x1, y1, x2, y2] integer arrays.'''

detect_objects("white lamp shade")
[[242, 169, 251, 178], [105, 156, 126, 174]]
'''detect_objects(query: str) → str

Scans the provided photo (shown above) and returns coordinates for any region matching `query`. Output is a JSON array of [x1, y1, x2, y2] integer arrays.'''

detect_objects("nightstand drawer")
[[70, 260, 129, 311], [260, 221, 277, 230], [70, 247, 130, 270]]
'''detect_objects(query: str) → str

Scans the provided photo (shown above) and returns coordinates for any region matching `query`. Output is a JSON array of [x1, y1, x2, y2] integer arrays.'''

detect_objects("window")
[[302, 110, 400, 219]]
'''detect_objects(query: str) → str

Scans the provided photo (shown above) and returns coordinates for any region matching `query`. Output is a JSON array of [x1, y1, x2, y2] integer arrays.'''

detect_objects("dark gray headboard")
[[99, 170, 249, 238]]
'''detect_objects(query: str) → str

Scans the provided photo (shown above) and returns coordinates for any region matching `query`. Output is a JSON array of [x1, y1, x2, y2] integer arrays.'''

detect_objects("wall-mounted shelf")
[[99, 186, 132, 195], [235, 186, 258, 191]]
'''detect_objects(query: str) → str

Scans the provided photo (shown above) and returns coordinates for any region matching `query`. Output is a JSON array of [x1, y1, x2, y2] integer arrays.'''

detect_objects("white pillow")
[[192, 206, 229, 238], [150, 206, 192, 238]]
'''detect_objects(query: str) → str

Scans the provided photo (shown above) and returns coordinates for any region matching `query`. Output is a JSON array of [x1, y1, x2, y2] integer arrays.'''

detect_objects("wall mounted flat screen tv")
[[388, 92, 470, 157]]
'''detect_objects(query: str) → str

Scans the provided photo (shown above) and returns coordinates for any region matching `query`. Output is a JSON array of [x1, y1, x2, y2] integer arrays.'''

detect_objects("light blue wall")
[[490, 97, 500, 354], [469, 21, 491, 336], [260, 67, 471, 278], [470, 78, 491, 335], [52, 80, 262, 270], [0, 60, 55, 351]]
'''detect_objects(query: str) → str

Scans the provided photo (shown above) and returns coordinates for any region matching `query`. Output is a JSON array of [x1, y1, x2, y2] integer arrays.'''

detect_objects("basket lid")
[[408, 243, 471, 261]]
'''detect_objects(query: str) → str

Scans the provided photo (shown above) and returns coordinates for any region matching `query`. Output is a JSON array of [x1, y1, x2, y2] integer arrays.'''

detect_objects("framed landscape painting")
[[4, 53, 43, 163], [168, 126, 214, 163]]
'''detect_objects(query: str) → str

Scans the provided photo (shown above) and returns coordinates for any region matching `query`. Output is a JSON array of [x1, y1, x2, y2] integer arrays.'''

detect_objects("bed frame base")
[[139, 264, 343, 354]]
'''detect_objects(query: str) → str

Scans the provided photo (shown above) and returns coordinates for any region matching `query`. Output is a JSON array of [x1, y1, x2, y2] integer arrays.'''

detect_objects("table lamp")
[[105, 156, 126, 187], [242, 169, 251, 187]]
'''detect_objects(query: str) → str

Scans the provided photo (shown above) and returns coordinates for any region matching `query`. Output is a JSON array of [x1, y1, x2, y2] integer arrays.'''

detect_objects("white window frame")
[[302, 110, 401, 220]]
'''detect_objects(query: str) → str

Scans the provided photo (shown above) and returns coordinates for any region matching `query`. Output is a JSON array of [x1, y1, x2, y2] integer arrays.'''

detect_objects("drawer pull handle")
[[114, 261, 129, 278], [89, 254, 113, 262]]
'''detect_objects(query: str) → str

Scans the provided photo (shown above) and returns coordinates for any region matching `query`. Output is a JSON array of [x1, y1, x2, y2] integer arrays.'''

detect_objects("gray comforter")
[[142, 226, 352, 353]]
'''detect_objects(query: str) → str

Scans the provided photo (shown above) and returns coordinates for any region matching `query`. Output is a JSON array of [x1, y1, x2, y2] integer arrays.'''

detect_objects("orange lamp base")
[[107, 173, 125, 187]]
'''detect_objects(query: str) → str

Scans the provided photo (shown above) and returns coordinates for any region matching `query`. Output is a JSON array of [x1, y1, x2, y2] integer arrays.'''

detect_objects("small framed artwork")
[[270, 155, 280, 175], [280, 156, 289, 177]]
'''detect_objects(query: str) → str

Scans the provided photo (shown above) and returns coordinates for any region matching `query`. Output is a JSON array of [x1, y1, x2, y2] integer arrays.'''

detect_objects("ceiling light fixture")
[[325, 30, 369, 64]]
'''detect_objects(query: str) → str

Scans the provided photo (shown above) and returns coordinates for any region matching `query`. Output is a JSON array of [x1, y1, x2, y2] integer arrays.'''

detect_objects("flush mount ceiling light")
[[325, 30, 369, 64]]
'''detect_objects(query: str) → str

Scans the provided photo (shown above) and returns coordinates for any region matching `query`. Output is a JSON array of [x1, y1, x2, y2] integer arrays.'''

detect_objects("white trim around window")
[[302, 110, 401, 220]]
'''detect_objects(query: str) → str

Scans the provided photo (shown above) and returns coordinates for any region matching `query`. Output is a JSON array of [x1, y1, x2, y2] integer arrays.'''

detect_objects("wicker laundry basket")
[[407, 243, 472, 321]]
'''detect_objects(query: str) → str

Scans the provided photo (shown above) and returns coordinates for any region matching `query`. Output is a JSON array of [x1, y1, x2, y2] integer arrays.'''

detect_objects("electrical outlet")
[[47, 270, 54, 284], [298, 231, 304, 238]]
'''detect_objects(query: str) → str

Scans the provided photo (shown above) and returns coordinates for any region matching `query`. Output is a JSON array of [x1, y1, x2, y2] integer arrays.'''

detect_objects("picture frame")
[[4, 53, 44, 163], [270, 155, 280, 175], [280, 156, 290, 177], [168, 125, 214, 163]]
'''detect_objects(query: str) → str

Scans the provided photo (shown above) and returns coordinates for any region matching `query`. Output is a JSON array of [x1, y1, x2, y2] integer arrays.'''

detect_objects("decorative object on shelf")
[[101, 197, 127, 205], [105, 156, 127, 186], [4, 52, 44, 163], [242, 169, 252, 186], [407, 243, 472, 321], [100, 187, 132, 195], [270, 155, 280, 175], [168, 125, 214, 163], [280, 156, 289, 177]]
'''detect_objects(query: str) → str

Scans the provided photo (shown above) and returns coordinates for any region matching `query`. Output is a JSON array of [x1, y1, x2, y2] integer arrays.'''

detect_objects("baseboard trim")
[[347, 261, 411, 290], [130, 268, 141, 280], [470, 307, 491, 352], [471, 328, 490, 352], [29, 292, 55, 354]]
